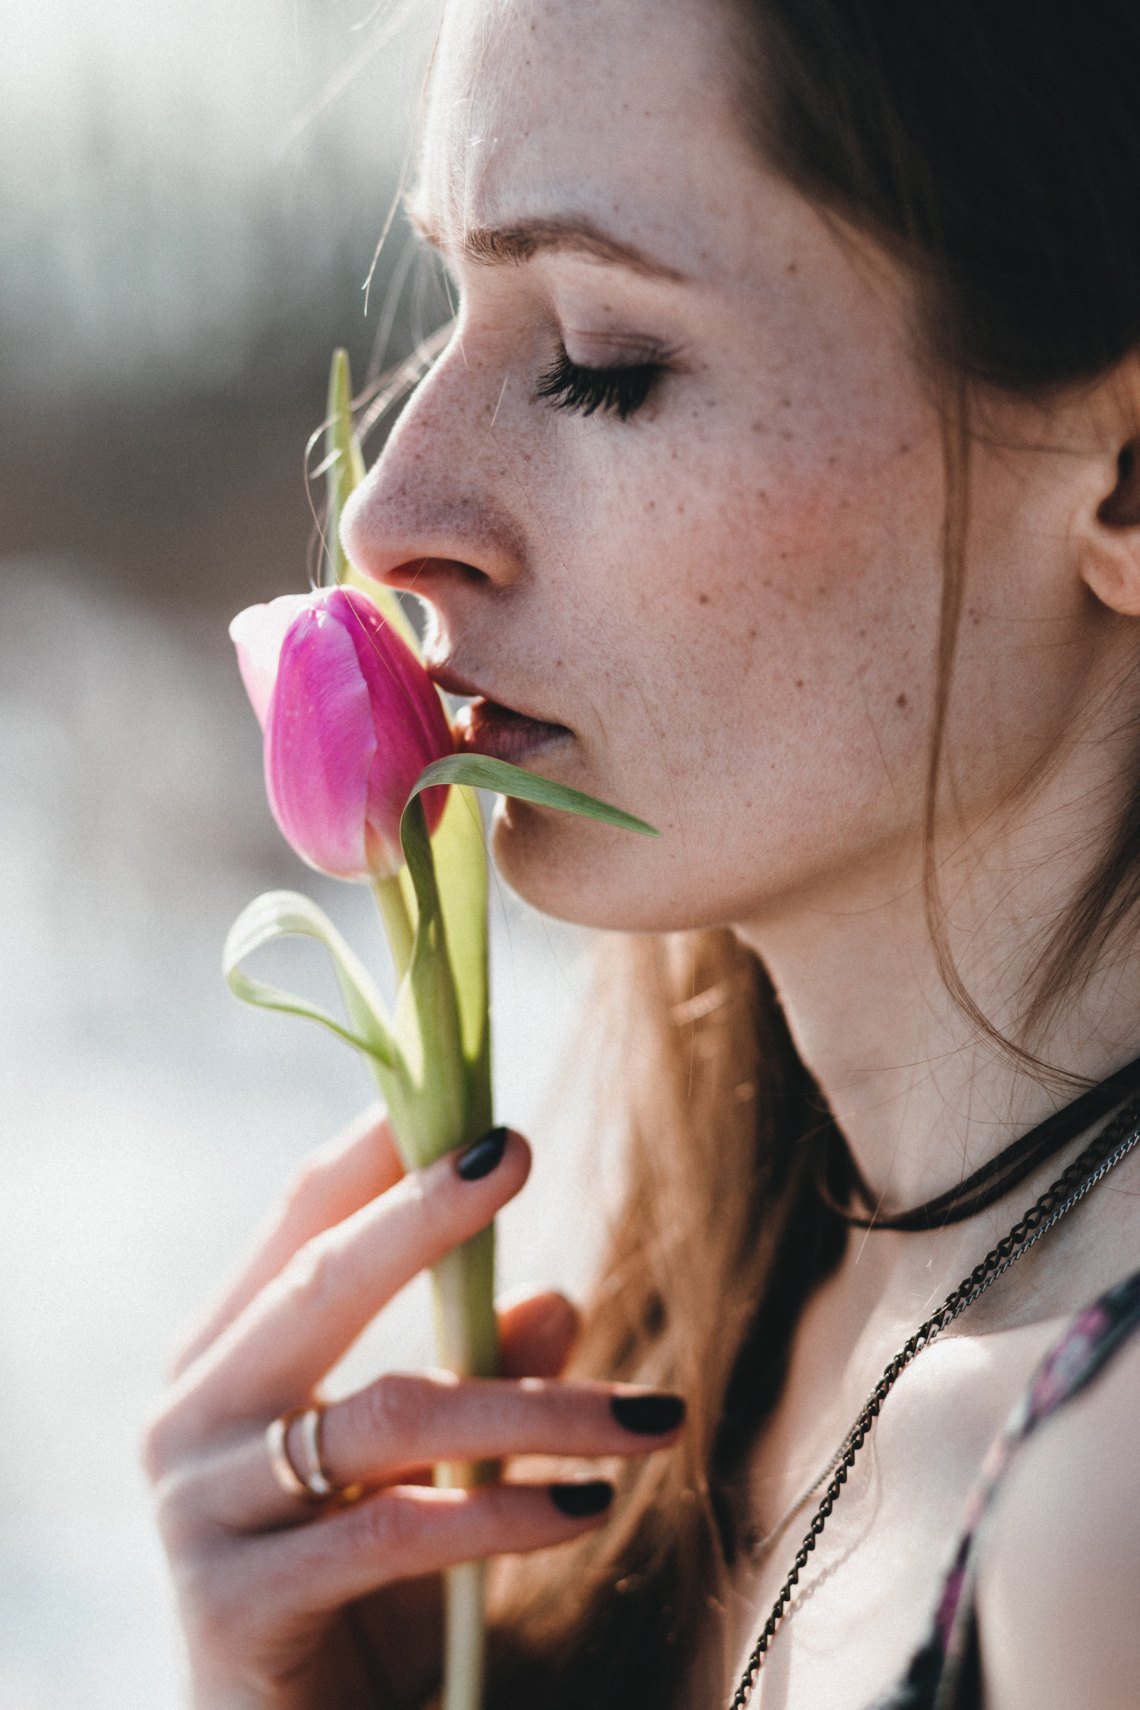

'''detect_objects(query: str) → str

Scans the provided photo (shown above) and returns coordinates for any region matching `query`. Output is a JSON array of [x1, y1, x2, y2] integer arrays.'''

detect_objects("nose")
[[340, 341, 529, 598]]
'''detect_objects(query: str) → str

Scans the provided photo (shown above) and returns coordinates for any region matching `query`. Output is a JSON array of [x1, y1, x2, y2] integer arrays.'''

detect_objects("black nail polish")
[[549, 1480, 614, 1517], [610, 1392, 686, 1435], [454, 1126, 509, 1181]]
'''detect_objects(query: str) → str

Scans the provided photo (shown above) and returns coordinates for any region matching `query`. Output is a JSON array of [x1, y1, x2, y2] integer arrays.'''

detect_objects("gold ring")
[[265, 1404, 364, 1505], [265, 1405, 314, 1500]]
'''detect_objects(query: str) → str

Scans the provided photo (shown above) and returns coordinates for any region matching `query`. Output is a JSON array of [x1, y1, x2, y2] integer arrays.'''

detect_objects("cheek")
[[495, 374, 950, 930], [594, 395, 946, 781], [727, 378, 943, 606]]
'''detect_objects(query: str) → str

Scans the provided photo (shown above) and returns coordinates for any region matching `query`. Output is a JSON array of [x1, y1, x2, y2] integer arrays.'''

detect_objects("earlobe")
[[1080, 438, 1140, 616]]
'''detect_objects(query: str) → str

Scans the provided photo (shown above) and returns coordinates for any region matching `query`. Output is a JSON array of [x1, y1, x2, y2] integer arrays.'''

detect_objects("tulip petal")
[[330, 589, 455, 857], [230, 595, 315, 730], [265, 607, 376, 878]]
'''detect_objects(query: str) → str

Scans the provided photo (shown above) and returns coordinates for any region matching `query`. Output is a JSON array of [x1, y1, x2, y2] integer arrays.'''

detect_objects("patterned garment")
[[868, 1265, 1140, 1710]]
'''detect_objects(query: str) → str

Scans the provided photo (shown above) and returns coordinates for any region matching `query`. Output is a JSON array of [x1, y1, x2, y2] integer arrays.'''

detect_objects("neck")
[[736, 820, 1140, 1222]]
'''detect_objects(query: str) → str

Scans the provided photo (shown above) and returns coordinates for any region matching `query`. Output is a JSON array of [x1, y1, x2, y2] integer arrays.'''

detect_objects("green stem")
[[431, 1231, 500, 1429], [432, 1230, 500, 1710], [372, 873, 414, 984], [368, 797, 496, 1710], [365, 1065, 497, 1710], [441, 1561, 488, 1710]]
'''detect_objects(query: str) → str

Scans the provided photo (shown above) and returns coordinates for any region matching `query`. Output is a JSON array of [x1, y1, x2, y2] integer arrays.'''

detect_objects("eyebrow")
[[404, 195, 691, 285]]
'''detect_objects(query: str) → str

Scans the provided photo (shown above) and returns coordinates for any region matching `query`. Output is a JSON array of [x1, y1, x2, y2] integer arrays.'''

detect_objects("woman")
[[143, 0, 1140, 1705]]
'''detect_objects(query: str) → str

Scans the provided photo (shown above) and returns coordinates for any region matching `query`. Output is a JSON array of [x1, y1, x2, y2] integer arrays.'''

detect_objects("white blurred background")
[[0, 5, 616, 1703]]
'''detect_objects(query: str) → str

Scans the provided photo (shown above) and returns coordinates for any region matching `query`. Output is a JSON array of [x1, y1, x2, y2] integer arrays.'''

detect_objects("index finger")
[[184, 1130, 531, 1431], [169, 1106, 404, 1381]]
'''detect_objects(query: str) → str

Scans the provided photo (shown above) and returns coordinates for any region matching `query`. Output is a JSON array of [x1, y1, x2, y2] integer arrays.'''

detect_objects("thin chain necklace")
[[728, 1095, 1140, 1709], [741, 1431, 857, 1563]]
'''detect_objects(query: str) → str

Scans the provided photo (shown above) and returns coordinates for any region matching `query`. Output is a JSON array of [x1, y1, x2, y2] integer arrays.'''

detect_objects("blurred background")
[[0, 3, 613, 1702]]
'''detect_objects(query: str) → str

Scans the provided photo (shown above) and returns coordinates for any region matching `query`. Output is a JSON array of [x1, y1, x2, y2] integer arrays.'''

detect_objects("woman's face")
[[343, 0, 1099, 934]]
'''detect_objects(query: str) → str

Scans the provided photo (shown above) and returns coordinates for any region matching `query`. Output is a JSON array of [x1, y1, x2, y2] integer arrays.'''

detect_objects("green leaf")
[[323, 350, 365, 589], [393, 752, 654, 1150], [326, 349, 421, 650], [224, 890, 397, 1067], [409, 753, 660, 837], [430, 785, 491, 1129], [391, 797, 469, 1163]]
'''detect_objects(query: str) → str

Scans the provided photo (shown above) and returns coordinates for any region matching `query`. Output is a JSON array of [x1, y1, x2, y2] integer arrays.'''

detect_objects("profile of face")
[[343, 0, 1119, 938]]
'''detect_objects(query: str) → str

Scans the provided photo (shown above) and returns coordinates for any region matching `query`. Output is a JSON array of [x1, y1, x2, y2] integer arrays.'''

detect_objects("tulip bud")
[[230, 586, 454, 880]]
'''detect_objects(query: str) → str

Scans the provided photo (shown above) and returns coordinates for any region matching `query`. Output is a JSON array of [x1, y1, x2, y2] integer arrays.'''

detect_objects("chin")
[[487, 799, 744, 935]]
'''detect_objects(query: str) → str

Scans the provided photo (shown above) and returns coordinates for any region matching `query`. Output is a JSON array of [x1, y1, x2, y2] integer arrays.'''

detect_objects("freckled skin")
[[343, 0, 1116, 943], [338, 13, 1140, 1702]]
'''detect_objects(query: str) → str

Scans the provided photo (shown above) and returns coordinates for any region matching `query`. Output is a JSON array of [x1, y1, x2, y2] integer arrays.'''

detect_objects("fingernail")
[[549, 1480, 614, 1517], [454, 1126, 510, 1181], [610, 1392, 686, 1434]]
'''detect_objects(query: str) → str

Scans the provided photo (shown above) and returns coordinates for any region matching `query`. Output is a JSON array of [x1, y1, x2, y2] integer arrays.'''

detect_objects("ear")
[[1079, 435, 1140, 616]]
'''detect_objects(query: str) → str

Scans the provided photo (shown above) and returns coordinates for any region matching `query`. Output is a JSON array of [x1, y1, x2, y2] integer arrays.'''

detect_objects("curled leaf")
[[224, 889, 397, 1067]]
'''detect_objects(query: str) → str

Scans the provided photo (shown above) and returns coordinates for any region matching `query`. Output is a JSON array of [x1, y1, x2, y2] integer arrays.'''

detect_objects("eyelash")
[[534, 345, 665, 422]]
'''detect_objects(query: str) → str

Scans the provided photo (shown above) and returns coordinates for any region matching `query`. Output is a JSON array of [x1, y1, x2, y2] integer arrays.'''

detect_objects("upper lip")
[[427, 662, 490, 700], [427, 661, 569, 728]]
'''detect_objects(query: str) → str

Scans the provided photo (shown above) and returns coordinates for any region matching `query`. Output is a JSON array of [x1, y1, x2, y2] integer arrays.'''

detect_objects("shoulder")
[[975, 1321, 1140, 1710]]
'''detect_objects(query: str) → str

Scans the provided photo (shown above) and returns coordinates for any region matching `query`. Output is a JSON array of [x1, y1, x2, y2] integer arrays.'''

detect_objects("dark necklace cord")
[[819, 1050, 1140, 1231], [729, 1094, 1140, 1709]]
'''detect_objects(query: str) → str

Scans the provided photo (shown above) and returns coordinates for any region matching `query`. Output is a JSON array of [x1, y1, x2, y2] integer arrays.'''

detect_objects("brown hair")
[[468, 5, 1140, 1707]]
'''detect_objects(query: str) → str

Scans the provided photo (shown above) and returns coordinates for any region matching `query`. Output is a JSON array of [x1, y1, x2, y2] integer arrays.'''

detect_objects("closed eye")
[[534, 346, 665, 421]]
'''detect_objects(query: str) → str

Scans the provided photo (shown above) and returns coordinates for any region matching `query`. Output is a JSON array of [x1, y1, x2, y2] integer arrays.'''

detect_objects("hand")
[[142, 1109, 687, 1710]]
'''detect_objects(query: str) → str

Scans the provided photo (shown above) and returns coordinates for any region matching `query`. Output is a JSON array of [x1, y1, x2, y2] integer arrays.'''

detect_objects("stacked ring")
[[266, 1404, 365, 1505]]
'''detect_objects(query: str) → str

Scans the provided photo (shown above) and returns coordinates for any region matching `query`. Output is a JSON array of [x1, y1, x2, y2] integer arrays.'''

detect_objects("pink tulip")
[[230, 586, 454, 880]]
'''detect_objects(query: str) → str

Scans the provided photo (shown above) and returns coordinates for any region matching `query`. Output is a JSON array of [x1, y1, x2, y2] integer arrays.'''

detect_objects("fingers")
[[322, 1372, 685, 1493], [152, 1288, 581, 1542], [169, 1368, 684, 1534], [497, 1288, 581, 1379], [209, 1480, 620, 1624], [170, 1107, 404, 1381], [177, 1130, 532, 1433]]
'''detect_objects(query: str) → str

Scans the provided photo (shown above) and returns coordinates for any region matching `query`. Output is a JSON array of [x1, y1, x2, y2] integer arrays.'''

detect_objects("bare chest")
[[684, 1319, 1067, 1710]]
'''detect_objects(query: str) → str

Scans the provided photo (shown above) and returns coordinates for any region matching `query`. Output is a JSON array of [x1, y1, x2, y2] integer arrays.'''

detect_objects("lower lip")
[[457, 699, 573, 763]]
